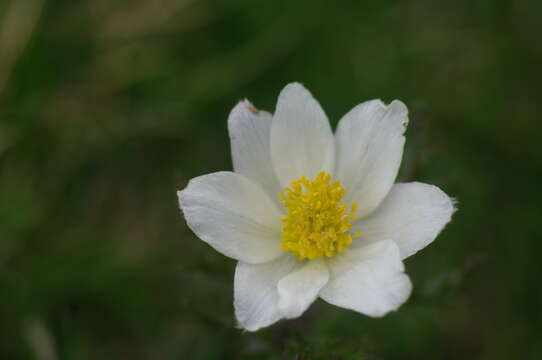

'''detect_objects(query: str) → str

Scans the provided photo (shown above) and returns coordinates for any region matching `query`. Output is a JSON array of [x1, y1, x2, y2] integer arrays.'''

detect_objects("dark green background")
[[1, 0, 541, 359]]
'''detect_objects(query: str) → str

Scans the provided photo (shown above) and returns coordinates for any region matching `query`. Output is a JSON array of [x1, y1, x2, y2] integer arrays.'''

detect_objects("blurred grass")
[[1, 0, 541, 359]]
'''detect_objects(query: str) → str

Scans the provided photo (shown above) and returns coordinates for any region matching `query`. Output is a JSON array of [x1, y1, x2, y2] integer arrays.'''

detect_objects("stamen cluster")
[[280, 171, 360, 260]]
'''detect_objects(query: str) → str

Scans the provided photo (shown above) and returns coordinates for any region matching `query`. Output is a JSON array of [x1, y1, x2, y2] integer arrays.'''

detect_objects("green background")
[[1, 0, 541, 359]]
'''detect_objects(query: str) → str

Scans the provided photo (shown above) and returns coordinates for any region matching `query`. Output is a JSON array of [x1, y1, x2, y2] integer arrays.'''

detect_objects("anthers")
[[279, 171, 360, 260]]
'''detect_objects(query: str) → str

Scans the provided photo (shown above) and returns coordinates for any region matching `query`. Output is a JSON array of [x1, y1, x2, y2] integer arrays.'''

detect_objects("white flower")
[[178, 82, 455, 331]]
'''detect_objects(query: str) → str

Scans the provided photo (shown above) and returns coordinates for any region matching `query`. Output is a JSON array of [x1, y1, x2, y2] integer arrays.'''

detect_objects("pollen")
[[279, 171, 360, 260]]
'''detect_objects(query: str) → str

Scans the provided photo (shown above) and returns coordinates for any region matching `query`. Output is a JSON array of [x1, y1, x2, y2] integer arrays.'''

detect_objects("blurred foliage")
[[1, 0, 541, 359]]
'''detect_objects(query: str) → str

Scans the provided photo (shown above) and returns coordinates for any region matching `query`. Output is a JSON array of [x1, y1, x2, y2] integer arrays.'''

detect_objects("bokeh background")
[[1, 0, 541, 359]]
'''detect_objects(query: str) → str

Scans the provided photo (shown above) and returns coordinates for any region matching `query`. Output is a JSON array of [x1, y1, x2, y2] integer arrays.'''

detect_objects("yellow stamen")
[[279, 171, 360, 260]]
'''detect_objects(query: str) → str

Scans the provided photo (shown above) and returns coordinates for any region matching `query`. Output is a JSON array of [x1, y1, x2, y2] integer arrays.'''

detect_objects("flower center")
[[279, 171, 360, 260]]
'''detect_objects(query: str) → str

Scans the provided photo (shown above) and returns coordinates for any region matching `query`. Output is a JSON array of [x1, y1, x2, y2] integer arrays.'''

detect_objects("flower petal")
[[228, 100, 282, 204], [277, 258, 329, 319], [353, 182, 456, 259], [234, 255, 297, 331], [319, 240, 412, 317], [178, 171, 283, 264], [271, 82, 335, 187], [334, 100, 408, 216]]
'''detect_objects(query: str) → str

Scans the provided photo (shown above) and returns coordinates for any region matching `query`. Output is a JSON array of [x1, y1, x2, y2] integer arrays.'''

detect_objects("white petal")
[[271, 82, 335, 187], [335, 100, 408, 216], [178, 171, 283, 264], [228, 100, 282, 204], [320, 240, 412, 317], [353, 182, 456, 259], [234, 255, 297, 331], [277, 258, 329, 319]]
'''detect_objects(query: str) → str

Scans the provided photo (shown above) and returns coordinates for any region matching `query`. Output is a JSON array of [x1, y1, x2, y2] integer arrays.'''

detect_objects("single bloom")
[[178, 82, 455, 331]]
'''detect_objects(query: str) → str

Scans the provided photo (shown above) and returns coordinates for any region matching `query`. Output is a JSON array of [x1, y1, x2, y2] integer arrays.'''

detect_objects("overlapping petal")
[[319, 240, 412, 317], [352, 182, 455, 259], [271, 83, 335, 188], [178, 171, 283, 264], [277, 258, 329, 319], [234, 256, 297, 331], [334, 100, 408, 216]]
